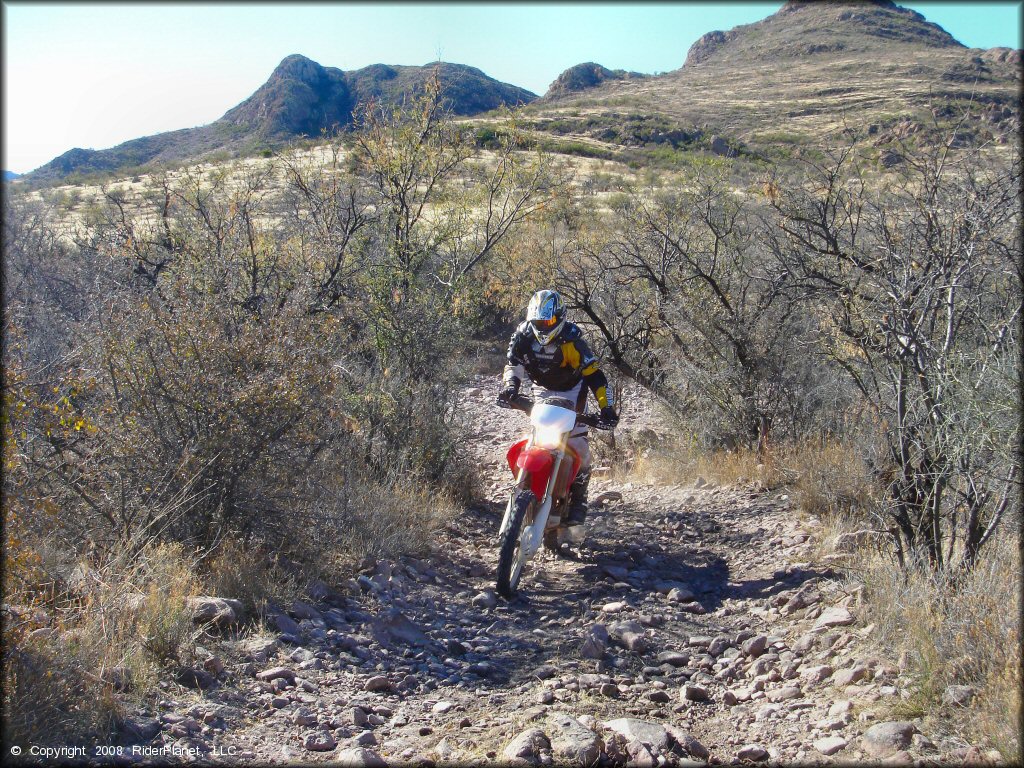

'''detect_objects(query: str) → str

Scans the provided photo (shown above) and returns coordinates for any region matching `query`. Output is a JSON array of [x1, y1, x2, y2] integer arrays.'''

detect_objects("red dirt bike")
[[494, 394, 613, 598]]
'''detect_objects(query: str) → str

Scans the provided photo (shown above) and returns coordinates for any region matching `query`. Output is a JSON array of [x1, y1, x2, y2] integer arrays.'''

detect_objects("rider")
[[497, 289, 618, 529]]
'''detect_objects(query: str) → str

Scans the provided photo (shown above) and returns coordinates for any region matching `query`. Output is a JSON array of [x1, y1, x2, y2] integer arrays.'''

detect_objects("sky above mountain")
[[3, 2, 1021, 174]]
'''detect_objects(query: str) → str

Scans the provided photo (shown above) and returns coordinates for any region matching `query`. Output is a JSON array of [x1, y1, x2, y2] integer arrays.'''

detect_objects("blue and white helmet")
[[526, 289, 566, 346]]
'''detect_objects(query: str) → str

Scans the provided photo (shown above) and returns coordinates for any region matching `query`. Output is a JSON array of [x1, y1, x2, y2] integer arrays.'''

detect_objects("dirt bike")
[[493, 393, 613, 598]]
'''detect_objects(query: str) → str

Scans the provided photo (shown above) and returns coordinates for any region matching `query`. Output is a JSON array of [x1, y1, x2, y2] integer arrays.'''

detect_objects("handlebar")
[[495, 394, 614, 431]]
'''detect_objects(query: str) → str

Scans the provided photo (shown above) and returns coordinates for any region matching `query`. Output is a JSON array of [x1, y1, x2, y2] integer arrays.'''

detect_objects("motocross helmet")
[[526, 289, 566, 346]]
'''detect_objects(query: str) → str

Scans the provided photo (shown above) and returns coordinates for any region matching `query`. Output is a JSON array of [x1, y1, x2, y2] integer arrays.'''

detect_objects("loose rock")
[[581, 625, 609, 659], [257, 666, 296, 684], [814, 606, 855, 629], [681, 684, 709, 702], [602, 718, 670, 751], [336, 747, 386, 767], [303, 730, 337, 752], [862, 721, 918, 757], [736, 744, 769, 761], [814, 736, 848, 756], [363, 675, 392, 692], [503, 728, 551, 764], [547, 713, 601, 766], [472, 590, 498, 610], [942, 684, 977, 707]]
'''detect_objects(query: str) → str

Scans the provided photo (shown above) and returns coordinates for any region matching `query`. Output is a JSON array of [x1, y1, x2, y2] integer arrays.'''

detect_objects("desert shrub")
[[2, 85, 554, 747], [202, 540, 306, 619], [779, 439, 880, 520], [558, 165, 855, 451], [1, 542, 198, 748], [771, 134, 1021, 571], [850, 533, 1020, 761]]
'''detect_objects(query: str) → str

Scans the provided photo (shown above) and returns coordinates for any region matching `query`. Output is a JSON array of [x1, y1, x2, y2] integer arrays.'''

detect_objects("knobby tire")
[[496, 490, 535, 598]]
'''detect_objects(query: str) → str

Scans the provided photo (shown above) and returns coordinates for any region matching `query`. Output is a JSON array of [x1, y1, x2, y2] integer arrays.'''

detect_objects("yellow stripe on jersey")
[[560, 341, 581, 370], [581, 361, 600, 376]]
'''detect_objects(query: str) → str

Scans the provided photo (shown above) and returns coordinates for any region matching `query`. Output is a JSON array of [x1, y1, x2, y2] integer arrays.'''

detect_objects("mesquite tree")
[[559, 169, 833, 450], [770, 136, 1021, 571]]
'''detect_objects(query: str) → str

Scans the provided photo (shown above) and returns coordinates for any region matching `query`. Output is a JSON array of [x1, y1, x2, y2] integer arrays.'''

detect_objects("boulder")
[[814, 606, 855, 629], [862, 721, 918, 757], [188, 596, 242, 627], [602, 718, 670, 751], [503, 728, 551, 765], [547, 713, 601, 766]]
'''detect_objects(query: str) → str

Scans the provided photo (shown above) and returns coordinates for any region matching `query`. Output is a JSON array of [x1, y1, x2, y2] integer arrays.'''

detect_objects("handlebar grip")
[[495, 394, 533, 414], [578, 413, 614, 430]]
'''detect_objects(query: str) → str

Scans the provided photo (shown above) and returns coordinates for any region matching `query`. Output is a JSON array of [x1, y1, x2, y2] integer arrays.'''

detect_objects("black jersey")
[[503, 321, 612, 410]]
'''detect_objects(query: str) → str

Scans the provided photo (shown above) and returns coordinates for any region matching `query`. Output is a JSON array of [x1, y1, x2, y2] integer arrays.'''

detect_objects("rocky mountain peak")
[[545, 62, 649, 99], [685, 0, 962, 68], [269, 54, 332, 86]]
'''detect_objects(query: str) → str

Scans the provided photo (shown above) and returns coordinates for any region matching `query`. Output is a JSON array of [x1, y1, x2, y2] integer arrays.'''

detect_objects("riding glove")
[[599, 406, 619, 428], [498, 384, 519, 404]]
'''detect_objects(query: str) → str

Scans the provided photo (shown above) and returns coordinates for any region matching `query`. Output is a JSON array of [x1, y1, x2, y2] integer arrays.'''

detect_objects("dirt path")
[[115, 377, 965, 766]]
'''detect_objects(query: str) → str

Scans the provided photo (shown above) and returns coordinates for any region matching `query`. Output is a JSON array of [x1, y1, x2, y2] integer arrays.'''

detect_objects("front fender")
[[517, 447, 554, 500]]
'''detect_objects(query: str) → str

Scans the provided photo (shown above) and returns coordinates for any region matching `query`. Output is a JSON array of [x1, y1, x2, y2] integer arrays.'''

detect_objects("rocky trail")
[[111, 377, 989, 767]]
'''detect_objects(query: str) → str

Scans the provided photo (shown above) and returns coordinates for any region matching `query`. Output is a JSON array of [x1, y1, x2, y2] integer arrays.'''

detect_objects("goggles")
[[532, 316, 558, 329]]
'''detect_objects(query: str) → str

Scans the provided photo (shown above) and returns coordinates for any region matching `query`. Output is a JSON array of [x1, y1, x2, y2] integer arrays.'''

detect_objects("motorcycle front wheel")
[[496, 490, 536, 598]]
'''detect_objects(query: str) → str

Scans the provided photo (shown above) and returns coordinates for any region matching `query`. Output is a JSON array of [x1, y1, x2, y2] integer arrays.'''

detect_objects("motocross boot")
[[566, 468, 591, 527]]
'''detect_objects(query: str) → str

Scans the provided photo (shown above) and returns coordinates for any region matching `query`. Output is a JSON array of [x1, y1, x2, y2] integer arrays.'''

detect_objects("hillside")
[[522, 0, 1020, 158], [23, 2, 1021, 184], [27, 55, 536, 183]]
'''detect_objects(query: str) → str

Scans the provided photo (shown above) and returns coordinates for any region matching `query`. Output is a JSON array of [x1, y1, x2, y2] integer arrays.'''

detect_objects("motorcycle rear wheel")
[[496, 490, 536, 598]]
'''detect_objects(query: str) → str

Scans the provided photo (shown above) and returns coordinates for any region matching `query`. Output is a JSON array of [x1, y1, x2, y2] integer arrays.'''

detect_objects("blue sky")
[[3, 2, 1021, 174]]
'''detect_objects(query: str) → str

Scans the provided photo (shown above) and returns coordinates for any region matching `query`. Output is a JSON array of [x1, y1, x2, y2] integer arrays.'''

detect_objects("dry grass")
[[202, 540, 306, 621], [628, 437, 875, 516], [328, 480, 457, 567], [2, 542, 200, 747], [626, 440, 779, 490], [845, 533, 1021, 761]]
